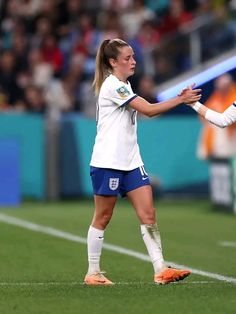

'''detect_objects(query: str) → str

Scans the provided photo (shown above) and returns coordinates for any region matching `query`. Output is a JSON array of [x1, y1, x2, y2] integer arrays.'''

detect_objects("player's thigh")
[[92, 195, 117, 228], [93, 194, 117, 217], [127, 185, 156, 223]]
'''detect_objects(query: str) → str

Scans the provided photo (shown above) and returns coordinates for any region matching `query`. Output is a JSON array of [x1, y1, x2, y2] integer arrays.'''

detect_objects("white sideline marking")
[[0, 281, 217, 287], [0, 213, 236, 285], [219, 241, 236, 249]]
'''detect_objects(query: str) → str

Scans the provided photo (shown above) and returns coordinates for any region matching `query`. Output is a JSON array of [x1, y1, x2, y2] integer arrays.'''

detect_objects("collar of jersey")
[[111, 74, 129, 85]]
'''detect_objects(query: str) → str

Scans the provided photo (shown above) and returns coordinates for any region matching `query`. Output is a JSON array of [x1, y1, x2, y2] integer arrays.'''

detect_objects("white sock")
[[87, 225, 104, 275], [141, 224, 166, 274]]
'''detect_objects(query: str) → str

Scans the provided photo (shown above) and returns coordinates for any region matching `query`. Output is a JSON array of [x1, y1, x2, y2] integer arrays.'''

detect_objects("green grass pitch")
[[0, 199, 235, 314]]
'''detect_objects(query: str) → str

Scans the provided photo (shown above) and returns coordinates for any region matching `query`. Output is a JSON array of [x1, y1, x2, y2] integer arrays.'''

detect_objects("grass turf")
[[0, 199, 235, 314]]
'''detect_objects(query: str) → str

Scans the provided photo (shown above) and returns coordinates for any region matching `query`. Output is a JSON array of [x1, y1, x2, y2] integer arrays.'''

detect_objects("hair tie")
[[105, 39, 111, 46]]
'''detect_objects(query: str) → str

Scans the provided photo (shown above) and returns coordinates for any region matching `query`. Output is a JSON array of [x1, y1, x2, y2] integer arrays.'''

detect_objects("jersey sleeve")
[[205, 102, 236, 128], [108, 81, 138, 107]]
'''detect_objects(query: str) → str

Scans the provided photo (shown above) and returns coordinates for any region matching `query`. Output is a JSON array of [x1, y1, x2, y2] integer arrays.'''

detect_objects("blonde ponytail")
[[92, 38, 129, 95]]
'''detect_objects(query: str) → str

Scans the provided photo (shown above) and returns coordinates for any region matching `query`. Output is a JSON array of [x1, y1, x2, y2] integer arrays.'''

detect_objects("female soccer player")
[[189, 101, 236, 127], [84, 38, 201, 285]]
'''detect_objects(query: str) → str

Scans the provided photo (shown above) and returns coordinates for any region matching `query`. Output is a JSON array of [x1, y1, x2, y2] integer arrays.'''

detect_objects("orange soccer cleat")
[[84, 271, 114, 286], [154, 267, 191, 285]]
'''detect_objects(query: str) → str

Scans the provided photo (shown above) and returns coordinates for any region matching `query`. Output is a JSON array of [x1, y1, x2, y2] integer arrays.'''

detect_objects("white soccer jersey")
[[90, 74, 144, 170], [205, 102, 236, 128]]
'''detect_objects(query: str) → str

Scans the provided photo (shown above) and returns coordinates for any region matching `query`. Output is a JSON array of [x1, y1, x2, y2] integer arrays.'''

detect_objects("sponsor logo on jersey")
[[116, 86, 130, 99], [109, 178, 119, 190]]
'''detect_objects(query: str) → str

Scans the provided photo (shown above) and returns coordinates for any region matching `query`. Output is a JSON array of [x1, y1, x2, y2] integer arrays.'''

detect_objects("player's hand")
[[178, 83, 196, 96], [178, 84, 201, 104]]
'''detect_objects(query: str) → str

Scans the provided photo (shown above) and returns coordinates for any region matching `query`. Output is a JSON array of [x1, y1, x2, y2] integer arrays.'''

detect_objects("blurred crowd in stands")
[[0, 0, 236, 116]]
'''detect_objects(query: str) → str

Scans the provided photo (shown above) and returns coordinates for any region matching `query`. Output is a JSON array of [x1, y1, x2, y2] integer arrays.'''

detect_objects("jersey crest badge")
[[116, 86, 130, 99], [109, 178, 119, 190]]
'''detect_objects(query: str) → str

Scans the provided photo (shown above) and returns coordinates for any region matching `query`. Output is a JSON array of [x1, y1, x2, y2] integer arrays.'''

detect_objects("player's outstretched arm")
[[189, 101, 236, 128], [129, 86, 201, 117]]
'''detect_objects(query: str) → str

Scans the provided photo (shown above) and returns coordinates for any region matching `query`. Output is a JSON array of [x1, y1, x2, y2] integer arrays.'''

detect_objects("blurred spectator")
[[99, 10, 123, 40], [137, 20, 160, 49], [37, 0, 60, 26], [195, 0, 214, 18], [153, 52, 177, 84], [120, 0, 155, 39], [136, 20, 161, 76], [28, 48, 53, 89], [158, 0, 193, 36], [83, 0, 103, 12], [0, 87, 10, 111], [57, 0, 83, 37], [40, 34, 64, 75], [0, 50, 22, 105], [137, 75, 157, 103], [31, 16, 53, 49], [101, 0, 131, 12], [197, 73, 236, 159], [24, 85, 46, 113], [79, 80, 97, 118], [12, 32, 29, 72], [135, 74, 158, 119], [17, 0, 42, 19], [73, 13, 95, 58], [45, 74, 77, 112]]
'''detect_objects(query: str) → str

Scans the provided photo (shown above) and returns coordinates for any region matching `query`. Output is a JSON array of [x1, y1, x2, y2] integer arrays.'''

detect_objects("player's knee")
[[139, 208, 156, 224], [102, 212, 112, 225], [95, 211, 113, 228]]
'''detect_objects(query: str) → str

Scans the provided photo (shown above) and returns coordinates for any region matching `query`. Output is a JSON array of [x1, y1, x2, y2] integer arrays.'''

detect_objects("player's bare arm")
[[180, 84, 236, 128], [129, 87, 201, 117], [189, 101, 236, 128]]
